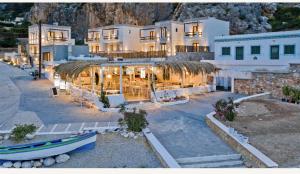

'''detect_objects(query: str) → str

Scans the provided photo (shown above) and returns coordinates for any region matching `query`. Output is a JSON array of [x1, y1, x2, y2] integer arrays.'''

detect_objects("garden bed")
[[220, 98, 300, 167]]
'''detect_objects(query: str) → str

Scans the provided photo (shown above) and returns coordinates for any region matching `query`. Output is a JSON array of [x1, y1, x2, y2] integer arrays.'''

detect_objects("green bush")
[[213, 97, 238, 122], [11, 124, 37, 142], [99, 83, 110, 108], [119, 108, 148, 132], [282, 85, 300, 103]]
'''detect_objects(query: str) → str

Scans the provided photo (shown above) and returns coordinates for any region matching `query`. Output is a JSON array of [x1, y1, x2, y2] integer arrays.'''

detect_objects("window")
[[161, 27, 167, 38], [222, 47, 230, 55], [193, 43, 199, 52], [176, 28, 178, 32], [284, 45, 295, 54], [128, 30, 131, 34], [270, 45, 280, 59], [149, 31, 154, 40], [192, 25, 198, 35], [235, 47, 244, 60], [251, 46, 260, 54]]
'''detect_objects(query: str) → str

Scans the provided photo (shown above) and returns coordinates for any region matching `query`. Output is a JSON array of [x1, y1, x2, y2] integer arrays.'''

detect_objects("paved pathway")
[[12, 76, 122, 124], [147, 92, 245, 159]]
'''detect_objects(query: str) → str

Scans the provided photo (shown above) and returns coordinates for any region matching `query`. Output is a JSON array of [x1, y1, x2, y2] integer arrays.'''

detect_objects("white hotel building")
[[86, 17, 229, 57], [204, 30, 300, 91]]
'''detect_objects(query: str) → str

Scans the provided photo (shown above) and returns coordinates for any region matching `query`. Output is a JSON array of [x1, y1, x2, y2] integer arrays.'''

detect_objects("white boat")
[[0, 132, 97, 161]]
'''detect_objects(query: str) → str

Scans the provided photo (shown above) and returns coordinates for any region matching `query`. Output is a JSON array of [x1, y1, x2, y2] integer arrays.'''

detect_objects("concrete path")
[[147, 92, 244, 160], [12, 76, 122, 124]]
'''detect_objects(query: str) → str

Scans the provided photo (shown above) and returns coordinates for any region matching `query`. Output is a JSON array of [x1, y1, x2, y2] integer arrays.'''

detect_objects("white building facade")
[[28, 23, 75, 64], [204, 30, 300, 91], [86, 18, 229, 57]]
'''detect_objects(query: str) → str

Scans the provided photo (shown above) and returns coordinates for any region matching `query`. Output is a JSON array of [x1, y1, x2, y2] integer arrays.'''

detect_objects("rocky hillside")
[[2, 3, 300, 42]]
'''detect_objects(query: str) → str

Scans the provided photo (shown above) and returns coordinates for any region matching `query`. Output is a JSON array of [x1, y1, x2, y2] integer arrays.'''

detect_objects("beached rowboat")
[[0, 132, 96, 161]]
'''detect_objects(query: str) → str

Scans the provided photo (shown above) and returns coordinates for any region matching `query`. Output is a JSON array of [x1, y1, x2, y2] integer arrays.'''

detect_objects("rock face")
[[26, 3, 176, 40], [25, 3, 284, 39], [173, 3, 277, 34]]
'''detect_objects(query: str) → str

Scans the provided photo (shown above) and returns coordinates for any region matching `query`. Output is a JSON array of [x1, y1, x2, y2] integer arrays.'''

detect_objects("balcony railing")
[[86, 38, 100, 42], [185, 32, 202, 37], [47, 37, 68, 42], [176, 45, 210, 53], [103, 35, 118, 40], [140, 36, 156, 41], [93, 51, 167, 58]]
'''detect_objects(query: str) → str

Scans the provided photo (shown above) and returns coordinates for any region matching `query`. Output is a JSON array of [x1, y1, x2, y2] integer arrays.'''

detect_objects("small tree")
[[119, 107, 148, 132], [99, 83, 110, 108]]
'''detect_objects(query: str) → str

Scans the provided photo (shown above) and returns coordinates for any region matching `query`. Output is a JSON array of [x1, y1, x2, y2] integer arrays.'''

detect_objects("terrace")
[[54, 60, 217, 103], [86, 30, 101, 42]]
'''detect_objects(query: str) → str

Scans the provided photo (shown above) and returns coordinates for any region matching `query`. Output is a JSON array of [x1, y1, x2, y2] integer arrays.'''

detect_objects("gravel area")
[[0, 133, 161, 168], [222, 99, 300, 167], [52, 133, 161, 168]]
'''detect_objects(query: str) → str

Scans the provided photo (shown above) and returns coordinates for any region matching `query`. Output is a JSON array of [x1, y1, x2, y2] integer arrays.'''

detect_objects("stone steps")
[[176, 154, 244, 168]]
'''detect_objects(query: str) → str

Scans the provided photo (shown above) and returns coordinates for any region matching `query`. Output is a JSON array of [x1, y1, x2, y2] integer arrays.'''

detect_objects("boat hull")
[[0, 133, 97, 161]]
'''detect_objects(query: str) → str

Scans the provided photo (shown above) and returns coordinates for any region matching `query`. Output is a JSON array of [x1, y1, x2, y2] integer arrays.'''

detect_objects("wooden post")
[[119, 65, 123, 94], [38, 21, 42, 78]]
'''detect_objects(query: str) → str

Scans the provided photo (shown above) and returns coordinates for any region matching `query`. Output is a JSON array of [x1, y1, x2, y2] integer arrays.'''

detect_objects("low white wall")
[[107, 94, 125, 108], [152, 85, 212, 102], [142, 128, 181, 168], [206, 92, 278, 168]]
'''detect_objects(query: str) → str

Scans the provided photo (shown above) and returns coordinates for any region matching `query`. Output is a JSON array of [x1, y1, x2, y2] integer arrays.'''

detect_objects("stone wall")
[[234, 71, 300, 99], [168, 52, 214, 61]]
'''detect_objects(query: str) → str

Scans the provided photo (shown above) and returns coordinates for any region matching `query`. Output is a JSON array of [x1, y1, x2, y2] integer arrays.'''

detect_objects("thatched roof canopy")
[[54, 60, 218, 80], [54, 60, 106, 80], [154, 61, 218, 75]]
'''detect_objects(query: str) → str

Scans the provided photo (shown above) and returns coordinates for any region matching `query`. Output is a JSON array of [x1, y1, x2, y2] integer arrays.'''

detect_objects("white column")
[[223, 76, 229, 91], [231, 77, 235, 93], [213, 74, 217, 92], [119, 65, 123, 94], [91, 67, 95, 93]]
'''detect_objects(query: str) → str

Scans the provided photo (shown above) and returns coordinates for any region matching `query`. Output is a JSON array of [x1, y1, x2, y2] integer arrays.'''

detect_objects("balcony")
[[185, 31, 202, 37], [47, 37, 68, 42], [86, 38, 100, 42], [176, 45, 210, 53], [103, 35, 118, 40], [140, 36, 156, 41]]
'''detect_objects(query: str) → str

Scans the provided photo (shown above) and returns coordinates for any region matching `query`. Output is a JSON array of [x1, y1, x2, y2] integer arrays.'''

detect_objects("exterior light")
[[107, 74, 112, 79]]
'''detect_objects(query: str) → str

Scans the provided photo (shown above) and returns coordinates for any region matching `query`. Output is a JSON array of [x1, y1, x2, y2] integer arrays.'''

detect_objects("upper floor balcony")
[[86, 31, 101, 43], [102, 28, 119, 41], [184, 21, 203, 39], [140, 27, 156, 42]]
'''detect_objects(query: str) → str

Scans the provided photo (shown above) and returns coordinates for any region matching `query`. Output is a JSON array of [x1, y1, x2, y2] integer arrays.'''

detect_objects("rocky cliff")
[[23, 3, 300, 40]]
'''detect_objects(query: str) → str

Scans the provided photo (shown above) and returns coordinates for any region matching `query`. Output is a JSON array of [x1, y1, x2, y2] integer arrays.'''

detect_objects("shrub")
[[119, 107, 148, 132], [282, 85, 300, 103], [213, 97, 238, 122], [11, 124, 37, 142]]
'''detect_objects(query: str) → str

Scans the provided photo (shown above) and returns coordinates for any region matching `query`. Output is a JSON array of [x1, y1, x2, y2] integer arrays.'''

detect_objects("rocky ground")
[[222, 99, 300, 167]]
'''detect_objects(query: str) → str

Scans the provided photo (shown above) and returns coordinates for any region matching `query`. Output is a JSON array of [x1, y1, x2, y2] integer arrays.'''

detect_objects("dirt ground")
[[223, 99, 300, 167]]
